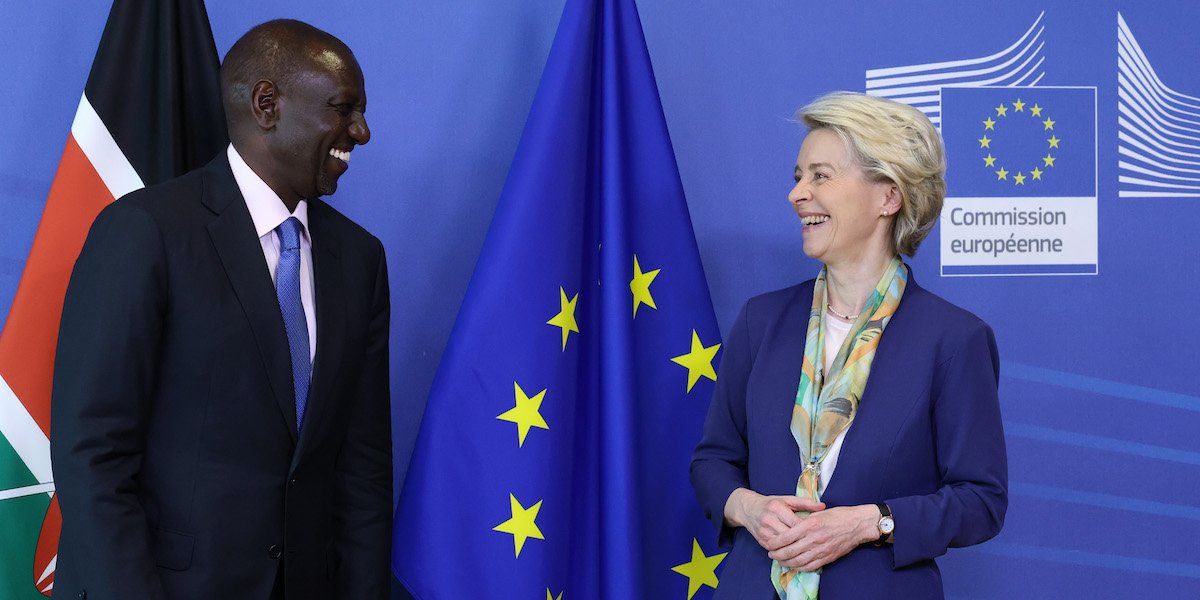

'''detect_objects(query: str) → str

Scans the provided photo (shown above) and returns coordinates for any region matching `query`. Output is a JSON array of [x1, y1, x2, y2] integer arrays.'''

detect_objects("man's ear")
[[251, 79, 279, 130]]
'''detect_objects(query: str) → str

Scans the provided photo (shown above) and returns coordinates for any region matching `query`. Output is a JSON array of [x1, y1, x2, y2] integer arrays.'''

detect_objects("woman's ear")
[[880, 183, 902, 217]]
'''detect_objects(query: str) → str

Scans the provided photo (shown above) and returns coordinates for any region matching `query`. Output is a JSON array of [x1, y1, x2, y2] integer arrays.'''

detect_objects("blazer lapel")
[[822, 269, 925, 505], [756, 282, 814, 496], [201, 155, 299, 442], [291, 202, 345, 472]]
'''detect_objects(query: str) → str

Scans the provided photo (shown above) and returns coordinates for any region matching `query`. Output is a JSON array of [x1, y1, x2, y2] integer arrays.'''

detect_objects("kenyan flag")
[[0, 0, 225, 595]]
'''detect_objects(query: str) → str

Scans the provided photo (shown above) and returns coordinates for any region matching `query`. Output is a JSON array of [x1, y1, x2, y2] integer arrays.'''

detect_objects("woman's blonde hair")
[[797, 92, 946, 256]]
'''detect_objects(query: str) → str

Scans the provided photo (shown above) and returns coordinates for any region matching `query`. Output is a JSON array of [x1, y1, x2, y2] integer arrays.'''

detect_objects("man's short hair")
[[219, 19, 348, 128]]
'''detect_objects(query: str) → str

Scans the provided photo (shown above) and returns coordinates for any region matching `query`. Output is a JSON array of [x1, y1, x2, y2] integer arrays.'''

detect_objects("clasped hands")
[[724, 488, 882, 572]]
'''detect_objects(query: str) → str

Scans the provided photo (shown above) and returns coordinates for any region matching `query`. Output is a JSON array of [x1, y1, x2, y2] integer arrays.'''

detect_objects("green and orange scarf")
[[771, 257, 908, 599]]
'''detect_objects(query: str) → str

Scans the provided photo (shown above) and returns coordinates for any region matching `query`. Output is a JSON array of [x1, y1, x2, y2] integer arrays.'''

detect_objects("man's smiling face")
[[271, 43, 370, 201]]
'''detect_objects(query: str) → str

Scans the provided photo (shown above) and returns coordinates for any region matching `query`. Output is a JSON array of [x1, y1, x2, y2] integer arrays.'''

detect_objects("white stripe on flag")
[[37, 552, 56, 589], [0, 481, 55, 501], [0, 374, 52, 490], [72, 94, 145, 199]]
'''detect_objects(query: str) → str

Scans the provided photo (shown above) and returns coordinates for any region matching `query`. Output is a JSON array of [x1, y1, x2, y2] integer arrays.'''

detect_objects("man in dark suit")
[[50, 20, 391, 599]]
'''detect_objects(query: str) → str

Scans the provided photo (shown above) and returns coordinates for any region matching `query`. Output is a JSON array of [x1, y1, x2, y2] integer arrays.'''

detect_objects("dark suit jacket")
[[50, 153, 392, 600], [691, 270, 1007, 599]]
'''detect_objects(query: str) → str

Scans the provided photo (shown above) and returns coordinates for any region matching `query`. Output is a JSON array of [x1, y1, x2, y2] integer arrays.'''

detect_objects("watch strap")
[[875, 503, 892, 545]]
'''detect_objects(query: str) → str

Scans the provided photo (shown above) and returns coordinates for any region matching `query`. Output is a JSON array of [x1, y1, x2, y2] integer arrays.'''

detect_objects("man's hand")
[[724, 488, 826, 552], [767, 504, 881, 571]]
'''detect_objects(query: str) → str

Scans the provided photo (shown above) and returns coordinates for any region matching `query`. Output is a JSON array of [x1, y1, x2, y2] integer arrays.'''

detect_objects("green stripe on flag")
[[0, 429, 41, 491], [0, 433, 52, 599], [0, 493, 52, 599]]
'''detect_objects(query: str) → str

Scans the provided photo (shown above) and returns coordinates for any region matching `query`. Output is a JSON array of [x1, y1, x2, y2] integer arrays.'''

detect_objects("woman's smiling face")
[[788, 128, 896, 264]]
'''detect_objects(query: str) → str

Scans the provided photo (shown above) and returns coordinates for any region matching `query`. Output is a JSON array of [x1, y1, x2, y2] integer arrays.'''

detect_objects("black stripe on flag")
[[84, 0, 227, 186]]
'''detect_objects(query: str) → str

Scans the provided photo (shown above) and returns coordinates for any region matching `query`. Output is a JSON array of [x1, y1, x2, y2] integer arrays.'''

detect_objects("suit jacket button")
[[268, 544, 283, 559], [77, 592, 87, 600], [289, 478, 297, 486]]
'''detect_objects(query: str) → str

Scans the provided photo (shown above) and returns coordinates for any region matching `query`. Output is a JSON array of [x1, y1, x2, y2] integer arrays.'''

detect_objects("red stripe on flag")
[[33, 497, 61, 596], [0, 133, 116, 438]]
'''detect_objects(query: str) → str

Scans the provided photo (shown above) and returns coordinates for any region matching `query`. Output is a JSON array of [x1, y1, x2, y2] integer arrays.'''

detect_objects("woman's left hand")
[[766, 504, 881, 571]]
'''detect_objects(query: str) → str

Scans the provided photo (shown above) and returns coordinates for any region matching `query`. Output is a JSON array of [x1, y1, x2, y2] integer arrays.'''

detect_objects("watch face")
[[880, 517, 895, 534]]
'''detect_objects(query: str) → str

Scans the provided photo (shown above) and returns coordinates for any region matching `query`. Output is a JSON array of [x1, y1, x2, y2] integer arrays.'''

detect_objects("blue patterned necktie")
[[275, 217, 311, 432]]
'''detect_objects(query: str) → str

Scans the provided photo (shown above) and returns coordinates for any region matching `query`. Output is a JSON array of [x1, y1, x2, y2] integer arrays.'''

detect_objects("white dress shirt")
[[818, 312, 852, 495], [227, 144, 317, 362]]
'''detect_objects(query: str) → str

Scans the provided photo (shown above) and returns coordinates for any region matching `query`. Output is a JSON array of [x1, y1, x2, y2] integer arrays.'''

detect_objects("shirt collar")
[[227, 144, 310, 242]]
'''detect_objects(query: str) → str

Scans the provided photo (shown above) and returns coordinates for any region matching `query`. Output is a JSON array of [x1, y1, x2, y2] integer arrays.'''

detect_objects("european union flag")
[[942, 86, 1096, 197], [393, 0, 726, 598]]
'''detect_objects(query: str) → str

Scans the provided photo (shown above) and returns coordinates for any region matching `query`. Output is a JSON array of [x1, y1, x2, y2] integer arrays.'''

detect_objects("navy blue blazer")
[[691, 270, 1007, 599]]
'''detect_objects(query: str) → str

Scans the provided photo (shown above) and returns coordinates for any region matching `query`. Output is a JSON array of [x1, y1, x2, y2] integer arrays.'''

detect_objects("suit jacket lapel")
[[201, 154, 299, 442], [291, 201, 345, 471]]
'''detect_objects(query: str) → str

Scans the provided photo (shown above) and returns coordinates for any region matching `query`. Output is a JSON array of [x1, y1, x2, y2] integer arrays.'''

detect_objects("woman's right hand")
[[724, 488, 826, 551]]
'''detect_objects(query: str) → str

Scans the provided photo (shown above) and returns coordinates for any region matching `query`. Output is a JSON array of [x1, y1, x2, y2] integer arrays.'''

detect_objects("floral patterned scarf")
[[771, 257, 907, 599]]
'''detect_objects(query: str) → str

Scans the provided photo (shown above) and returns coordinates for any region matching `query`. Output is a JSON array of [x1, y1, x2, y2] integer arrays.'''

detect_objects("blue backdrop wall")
[[1, 1, 1198, 598]]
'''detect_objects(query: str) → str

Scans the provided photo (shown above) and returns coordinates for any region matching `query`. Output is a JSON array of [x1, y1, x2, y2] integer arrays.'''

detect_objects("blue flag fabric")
[[392, 0, 727, 597]]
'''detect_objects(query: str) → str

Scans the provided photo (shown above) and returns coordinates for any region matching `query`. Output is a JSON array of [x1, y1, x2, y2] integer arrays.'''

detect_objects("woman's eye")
[[813, 172, 829, 181]]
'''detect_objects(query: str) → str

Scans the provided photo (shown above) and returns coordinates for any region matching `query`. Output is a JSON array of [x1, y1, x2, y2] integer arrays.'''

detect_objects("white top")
[[818, 312, 852, 495], [227, 144, 317, 362]]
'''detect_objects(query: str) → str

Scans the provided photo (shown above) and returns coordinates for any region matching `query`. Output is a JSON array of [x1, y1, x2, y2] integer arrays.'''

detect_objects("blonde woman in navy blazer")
[[691, 92, 1008, 599]]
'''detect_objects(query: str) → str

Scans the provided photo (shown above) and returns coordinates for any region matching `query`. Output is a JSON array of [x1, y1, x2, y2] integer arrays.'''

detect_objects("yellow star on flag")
[[978, 135, 992, 148], [1030, 103, 1043, 117], [1013, 172, 1026, 185], [671, 539, 728, 600], [995, 103, 1008, 117], [1043, 117, 1055, 130], [630, 255, 661, 317], [983, 154, 996, 167], [1043, 154, 1056, 167], [496, 382, 549, 447], [1013, 98, 1026, 112], [493, 493, 545, 557], [983, 117, 996, 130], [1047, 135, 1061, 148], [671, 330, 721, 392], [546, 590, 563, 600], [1031, 167, 1043, 180], [995, 167, 1008, 180], [547, 287, 579, 351]]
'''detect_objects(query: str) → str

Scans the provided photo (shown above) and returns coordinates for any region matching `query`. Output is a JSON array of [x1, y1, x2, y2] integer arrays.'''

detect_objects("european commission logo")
[[866, 12, 1100, 277], [939, 86, 1098, 276]]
